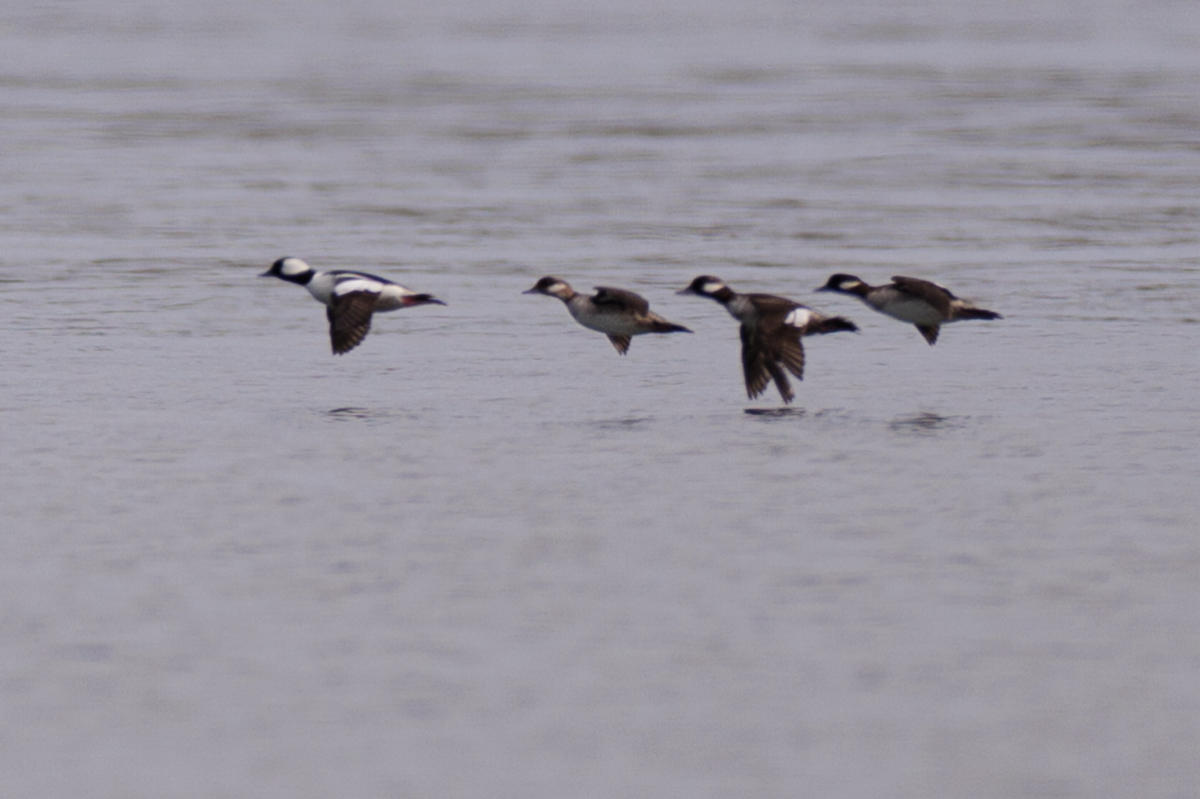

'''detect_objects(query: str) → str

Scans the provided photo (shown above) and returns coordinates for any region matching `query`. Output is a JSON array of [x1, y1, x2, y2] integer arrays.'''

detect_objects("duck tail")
[[810, 316, 858, 335], [959, 307, 1001, 321]]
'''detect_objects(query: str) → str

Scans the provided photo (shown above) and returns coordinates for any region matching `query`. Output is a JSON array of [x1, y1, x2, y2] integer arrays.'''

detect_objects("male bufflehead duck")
[[678, 276, 857, 404], [259, 256, 445, 354], [817, 274, 1001, 345], [523, 276, 691, 355]]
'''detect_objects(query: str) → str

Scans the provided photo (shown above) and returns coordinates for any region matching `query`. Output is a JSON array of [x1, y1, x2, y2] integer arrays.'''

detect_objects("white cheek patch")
[[334, 278, 382, 296], [702, 281, 725, 294], [784, 308, 814, 328]]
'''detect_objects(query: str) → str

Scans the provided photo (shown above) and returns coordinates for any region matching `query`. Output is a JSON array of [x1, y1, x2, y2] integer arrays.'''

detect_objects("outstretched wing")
[[327, 291, 377, 354], [764, 360, 794, 404], [742, 295, 807, 401], [777, 307, 813, 380], [739, 325, 774, 400], [607, 334, 632, 355], [777, 334, 806, 380], [916, 325, 940, 345]]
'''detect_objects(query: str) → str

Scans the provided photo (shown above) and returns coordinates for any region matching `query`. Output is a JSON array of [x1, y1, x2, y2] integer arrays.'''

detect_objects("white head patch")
[[702, 281, 725, 295], [280, 257, 311, 277]]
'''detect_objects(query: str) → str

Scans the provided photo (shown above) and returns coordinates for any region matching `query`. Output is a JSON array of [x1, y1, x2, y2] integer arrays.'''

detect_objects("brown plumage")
[[818, 274, 1001, 345], [524, 277, 691, 355], [679, 276, 858, 403]]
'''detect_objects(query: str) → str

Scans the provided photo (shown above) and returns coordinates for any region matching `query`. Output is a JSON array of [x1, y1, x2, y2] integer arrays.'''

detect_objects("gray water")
[[3, 0, 1200, 796]]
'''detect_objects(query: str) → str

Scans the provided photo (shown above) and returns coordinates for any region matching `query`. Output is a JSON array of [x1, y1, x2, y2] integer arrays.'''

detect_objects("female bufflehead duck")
[[260, 257, 445, 354], [523, 276, 691, 355], [817, 274, 1001, 345], [678, 276, 857, 404]]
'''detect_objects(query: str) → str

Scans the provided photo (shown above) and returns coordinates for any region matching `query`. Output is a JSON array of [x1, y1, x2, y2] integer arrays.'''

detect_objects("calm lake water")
[[2, 0, 1199, 796]]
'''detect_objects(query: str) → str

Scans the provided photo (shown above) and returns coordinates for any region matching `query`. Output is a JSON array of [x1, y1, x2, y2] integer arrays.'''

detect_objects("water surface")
[[2, 1, 1199, 797]]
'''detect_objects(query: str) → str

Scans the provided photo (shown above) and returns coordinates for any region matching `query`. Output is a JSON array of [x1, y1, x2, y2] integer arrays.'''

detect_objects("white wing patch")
[[784, 308, 814, 328], [334, 277, 382, 296]]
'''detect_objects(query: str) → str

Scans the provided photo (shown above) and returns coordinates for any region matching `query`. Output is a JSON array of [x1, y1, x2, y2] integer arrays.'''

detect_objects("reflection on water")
[[590, 416, 654, 430], [743, 407, 807, 419], [887, 411, 970, 435], [320, 406, 404, 423]]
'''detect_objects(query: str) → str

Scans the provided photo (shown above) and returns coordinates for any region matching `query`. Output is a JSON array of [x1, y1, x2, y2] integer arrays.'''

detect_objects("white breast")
[[304, 272, 340, 305]]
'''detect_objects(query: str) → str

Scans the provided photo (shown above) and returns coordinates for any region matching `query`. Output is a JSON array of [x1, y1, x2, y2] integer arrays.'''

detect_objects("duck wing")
[[327, 291, 377, 354], [739, 324, 775, 400], [891, 276, 955, 316], [736, 299, 799, 402], [592, 286, 650, 315], [607, 334, 632, 355]]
